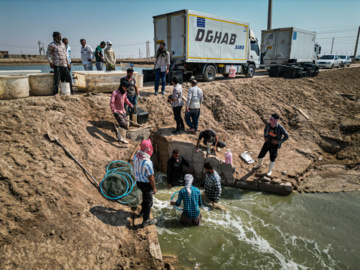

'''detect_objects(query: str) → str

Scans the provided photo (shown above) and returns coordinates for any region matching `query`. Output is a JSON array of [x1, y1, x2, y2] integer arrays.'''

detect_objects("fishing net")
[[100, 161, 141, 207]]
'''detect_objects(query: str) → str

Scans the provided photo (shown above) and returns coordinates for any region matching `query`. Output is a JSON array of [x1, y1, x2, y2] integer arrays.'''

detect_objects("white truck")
[[153, 10, 260, 81], [261, 27, 320, 70]]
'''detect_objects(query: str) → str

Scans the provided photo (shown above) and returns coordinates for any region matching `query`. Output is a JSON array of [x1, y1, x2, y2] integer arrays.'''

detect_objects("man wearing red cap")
[[133, 139, 157, 227]]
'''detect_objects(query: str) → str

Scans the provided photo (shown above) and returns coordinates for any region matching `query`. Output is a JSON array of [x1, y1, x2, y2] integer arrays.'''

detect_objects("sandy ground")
[[0, 66, 359, 268]]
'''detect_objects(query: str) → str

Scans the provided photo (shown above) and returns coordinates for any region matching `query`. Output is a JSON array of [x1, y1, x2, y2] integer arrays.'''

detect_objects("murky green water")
[[153, 173, 360, 269]]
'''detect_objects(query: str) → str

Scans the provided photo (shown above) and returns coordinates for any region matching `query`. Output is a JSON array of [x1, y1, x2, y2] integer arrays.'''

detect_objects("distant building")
[[0, 51, 9, 58]]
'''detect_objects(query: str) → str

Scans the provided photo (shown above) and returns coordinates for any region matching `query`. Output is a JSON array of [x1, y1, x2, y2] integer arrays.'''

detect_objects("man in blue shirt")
[[171, 174, 202, 226]]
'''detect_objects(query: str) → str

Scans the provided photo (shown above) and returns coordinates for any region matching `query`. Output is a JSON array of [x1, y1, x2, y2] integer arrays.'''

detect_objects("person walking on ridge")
[[253, 113, 289, 176], [168, 77, 185, 134]]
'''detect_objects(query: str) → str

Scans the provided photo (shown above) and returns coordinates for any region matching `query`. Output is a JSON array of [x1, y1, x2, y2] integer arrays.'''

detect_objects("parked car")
[[356, 55, 360, 61], [317, 55, 341, 69], [339, 55, 351, 67]]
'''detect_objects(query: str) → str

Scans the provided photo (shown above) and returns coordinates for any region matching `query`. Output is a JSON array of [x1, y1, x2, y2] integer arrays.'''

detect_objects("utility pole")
[[267, 0, 272, 30], [353, 26, 360, 63], [146, 40, 150, 59], [330, 37, 334, 54]]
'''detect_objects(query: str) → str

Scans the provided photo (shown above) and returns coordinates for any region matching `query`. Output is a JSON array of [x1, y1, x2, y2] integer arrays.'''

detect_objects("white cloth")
[[66, 45, 71, 65], [81, 44, 94, 65], [186, 85, 203, 109], [184, 174, 194, 196]]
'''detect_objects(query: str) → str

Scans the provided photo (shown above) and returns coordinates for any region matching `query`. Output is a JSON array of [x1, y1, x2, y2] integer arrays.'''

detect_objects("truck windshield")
[[250, 42, 259, 56], [320, 55, 335, 60]]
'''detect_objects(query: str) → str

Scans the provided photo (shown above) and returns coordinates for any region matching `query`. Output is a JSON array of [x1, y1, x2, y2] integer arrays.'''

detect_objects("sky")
[[0, 0, 359, 57]]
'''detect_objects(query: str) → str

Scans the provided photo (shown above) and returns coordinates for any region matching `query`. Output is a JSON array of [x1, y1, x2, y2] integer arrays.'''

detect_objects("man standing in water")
[[203, 162, 222, 206], [167, 149, 191, 188], [153, 42, 170, 95], [170, 174, 202, 226], [254, 113, 289, 176], [133, 139, 157, 227], [47, 31, 71, 95], [80, 39, 94, 71]]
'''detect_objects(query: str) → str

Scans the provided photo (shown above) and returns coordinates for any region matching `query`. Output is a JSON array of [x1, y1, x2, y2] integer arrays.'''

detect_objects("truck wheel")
[[203, 65, 216, 82], [245, 64, 255, 78]]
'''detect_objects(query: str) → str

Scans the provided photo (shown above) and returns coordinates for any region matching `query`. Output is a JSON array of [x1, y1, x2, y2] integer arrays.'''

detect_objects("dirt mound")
[[140, 67, 360, 192], [0, 95, 163, 269]]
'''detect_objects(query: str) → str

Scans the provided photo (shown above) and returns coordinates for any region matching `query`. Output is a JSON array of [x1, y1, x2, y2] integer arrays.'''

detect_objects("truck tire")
[[245, 64, 255, 78], [203, 65, 216, 82]]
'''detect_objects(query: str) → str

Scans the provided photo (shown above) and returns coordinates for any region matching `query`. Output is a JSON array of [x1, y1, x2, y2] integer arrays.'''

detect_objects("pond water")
[[153, 173, 360, 269]]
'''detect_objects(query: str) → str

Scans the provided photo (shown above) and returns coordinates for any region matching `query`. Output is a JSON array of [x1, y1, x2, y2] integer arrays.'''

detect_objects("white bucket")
[[60, 82, 71, 95]]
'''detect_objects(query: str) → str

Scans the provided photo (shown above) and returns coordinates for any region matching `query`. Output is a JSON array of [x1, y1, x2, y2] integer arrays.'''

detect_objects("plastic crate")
[[136, 107, 149, 124]]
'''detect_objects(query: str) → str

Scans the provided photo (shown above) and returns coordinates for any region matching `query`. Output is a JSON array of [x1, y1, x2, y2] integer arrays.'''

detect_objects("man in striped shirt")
[[133, 139, 157, 227]]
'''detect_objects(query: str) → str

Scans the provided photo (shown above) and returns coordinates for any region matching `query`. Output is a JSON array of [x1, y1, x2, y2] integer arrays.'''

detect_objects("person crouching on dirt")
[[203, 162, 222, 208], [133, 139, 157, 227], [195, 129, 226, 155], [170, 174, 202, 226], [254, 113, 289, 176], [110, 79, 133, 144], [167, 149, 191, 189]]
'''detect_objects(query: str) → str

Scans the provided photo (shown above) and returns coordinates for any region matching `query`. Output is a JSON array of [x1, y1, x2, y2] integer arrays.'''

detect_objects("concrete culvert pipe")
[[0, 75, 30, 100], [29, 73, 54, 96]]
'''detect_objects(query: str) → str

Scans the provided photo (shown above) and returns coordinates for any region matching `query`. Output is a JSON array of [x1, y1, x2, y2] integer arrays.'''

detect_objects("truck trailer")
[[261, 27, 319, 70], [153, 10, 260, 82]]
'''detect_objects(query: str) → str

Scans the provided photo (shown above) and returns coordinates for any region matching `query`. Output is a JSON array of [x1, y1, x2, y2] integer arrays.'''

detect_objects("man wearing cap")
[[170, 174, 202, 226], [110, 78, 133, 144], [123, 68, 139, 123], [95, 41, 106, 71], [133, 139, 157, 227], [47, 31, 71, 95], [254, 113, 289, 176], [80, 39, 94, 71], [104, 41, 116, 71], [153, 41, 170, 95], [185, 80, 203, 134]]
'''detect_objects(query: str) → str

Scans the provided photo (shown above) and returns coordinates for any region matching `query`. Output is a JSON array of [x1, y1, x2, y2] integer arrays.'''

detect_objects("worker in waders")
[[133, 139, 157, 227], [170, 174, 202, 226], [254, 113, 289, 176], [110, 79, 133, 144]]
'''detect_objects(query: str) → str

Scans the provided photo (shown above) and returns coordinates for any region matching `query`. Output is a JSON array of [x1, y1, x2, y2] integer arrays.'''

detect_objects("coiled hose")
[[100, 160, 138, 205], [171, 191, 183, 211]]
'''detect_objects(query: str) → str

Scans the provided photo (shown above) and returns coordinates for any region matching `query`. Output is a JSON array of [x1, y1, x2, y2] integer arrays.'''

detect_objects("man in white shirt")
[[62, 38, 73, 93], [80, 39, 94, 71], [185, 80, 203, 133], [153, 42, 170, 95]]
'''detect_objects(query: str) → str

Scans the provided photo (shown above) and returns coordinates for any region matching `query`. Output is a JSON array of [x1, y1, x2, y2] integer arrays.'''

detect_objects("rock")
[[318, 156, 323, 161], [316, 138, 342, 153], [337, 152, 347, 160], [126, 128, 150, 141], [271, 179, 282, 185], [50, 230, 55, 236], [296, 148, 312, 155], [260, 176, 271, 182], [320, 130, 343, 143], [281, 171, 287, 175]]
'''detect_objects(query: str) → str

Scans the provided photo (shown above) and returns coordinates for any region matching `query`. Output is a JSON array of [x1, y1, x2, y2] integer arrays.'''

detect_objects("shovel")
[[47, 130, 99, 187]]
